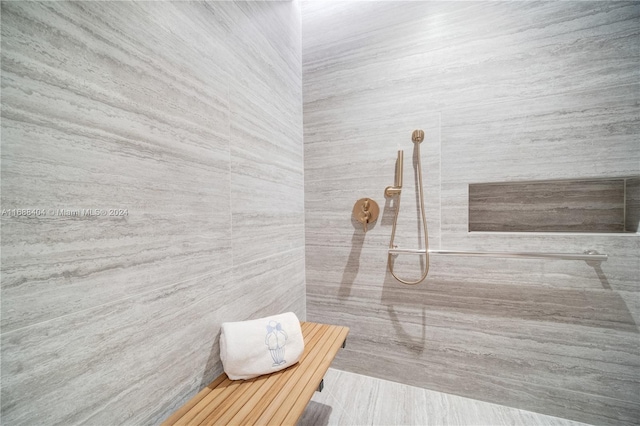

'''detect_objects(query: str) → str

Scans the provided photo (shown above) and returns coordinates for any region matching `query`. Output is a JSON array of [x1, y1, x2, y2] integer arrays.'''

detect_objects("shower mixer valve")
[[352, 198, 379, 233]]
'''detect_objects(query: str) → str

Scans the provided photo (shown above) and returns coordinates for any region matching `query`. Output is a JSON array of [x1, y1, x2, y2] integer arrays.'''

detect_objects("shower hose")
[[387, 140, 430, 285]]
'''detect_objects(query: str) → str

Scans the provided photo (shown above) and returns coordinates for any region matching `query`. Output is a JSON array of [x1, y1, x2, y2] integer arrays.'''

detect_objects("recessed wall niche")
[[468, 177, 640, 233]]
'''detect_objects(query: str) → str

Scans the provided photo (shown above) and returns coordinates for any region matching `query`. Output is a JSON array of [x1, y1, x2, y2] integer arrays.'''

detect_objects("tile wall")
[[302, 2, 640, 425], [0, 2, 303, 424]]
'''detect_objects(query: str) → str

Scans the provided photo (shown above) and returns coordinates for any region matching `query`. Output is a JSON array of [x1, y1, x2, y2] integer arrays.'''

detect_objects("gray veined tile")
[[1, 88, 232, 331], [304, 2, 639, 111], [299, 368, 594, 426], [303, 2, 640, 425], [229, 248, 307, 323], [1, 1, 304, 425], [1, 2, 232, 151], [232, 212, 305, 267], [440, 84, 640, 185], [1, 271, 232, 426]]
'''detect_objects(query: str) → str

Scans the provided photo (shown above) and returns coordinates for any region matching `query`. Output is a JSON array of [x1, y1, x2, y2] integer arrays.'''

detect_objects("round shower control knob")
[[352, 198, 379, 232]]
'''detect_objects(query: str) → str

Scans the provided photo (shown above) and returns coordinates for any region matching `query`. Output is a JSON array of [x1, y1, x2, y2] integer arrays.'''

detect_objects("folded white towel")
[[219, 312, 304, 380]]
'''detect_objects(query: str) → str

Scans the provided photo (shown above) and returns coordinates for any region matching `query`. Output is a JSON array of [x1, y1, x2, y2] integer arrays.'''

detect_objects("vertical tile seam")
[[623, 178, 627, 232], [226, 19, 234, 272], [438, 111, 443, 250], [297, 0, 307, 321]]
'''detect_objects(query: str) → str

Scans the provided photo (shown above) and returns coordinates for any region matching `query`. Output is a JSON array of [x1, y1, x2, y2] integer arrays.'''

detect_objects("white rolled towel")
[[219, 312, 304, 380]]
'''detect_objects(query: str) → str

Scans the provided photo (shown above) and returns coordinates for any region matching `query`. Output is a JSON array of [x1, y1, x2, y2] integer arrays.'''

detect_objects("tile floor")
[[298, 369, 591, 426]]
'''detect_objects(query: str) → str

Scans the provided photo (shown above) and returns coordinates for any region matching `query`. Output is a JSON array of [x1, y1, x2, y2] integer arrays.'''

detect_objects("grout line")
[[438, 111, 442, 251], [623, 178, 627, 232], [227, 81, 234, 270], [299, 0, 308, 322], [467, 231, 636, 237], [240, 245, 305, 266]]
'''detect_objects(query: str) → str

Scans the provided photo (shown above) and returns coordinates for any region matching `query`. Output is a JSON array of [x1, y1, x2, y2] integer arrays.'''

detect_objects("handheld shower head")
[[387, 129, 430, 285]]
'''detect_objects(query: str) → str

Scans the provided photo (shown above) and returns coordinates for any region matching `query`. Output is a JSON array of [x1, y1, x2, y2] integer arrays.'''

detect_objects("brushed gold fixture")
[[412, 129, 425, 143], [353, 198, 379, 232], [385, 130, 430, 285], [384, 150, 403, 197]]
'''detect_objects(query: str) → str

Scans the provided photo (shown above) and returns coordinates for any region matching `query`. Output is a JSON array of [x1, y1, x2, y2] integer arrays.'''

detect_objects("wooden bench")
[[162, 322, 349, 426]]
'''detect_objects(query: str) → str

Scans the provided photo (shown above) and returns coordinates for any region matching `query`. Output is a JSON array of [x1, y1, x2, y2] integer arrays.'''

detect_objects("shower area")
[[1, 1, 638, 425], [303, 2, 639, 425]]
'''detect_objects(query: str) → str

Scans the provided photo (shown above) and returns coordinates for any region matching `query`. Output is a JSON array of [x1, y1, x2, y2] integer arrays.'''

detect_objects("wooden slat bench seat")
[[162, 322, 349, 426]]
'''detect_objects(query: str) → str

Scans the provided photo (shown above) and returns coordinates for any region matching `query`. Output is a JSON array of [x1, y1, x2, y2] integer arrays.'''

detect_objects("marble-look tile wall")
[[302, 2, 640, 425], [1, 2, 303, 424]]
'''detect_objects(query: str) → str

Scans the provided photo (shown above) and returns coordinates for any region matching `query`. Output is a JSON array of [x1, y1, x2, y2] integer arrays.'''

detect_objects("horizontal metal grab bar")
[[388, 249, 608, 261], [388, 248, 428, 254]]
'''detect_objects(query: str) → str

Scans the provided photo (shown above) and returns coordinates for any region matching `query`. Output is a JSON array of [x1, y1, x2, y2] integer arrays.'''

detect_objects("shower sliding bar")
[[388, 249, 607, 261]]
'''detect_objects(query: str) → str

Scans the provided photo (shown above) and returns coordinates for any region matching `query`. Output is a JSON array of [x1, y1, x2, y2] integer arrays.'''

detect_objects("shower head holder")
[[412, 129, 424, 143]]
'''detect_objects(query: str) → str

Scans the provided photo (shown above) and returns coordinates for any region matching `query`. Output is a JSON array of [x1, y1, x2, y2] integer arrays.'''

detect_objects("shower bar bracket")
[[387, 249, 607, 261]]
